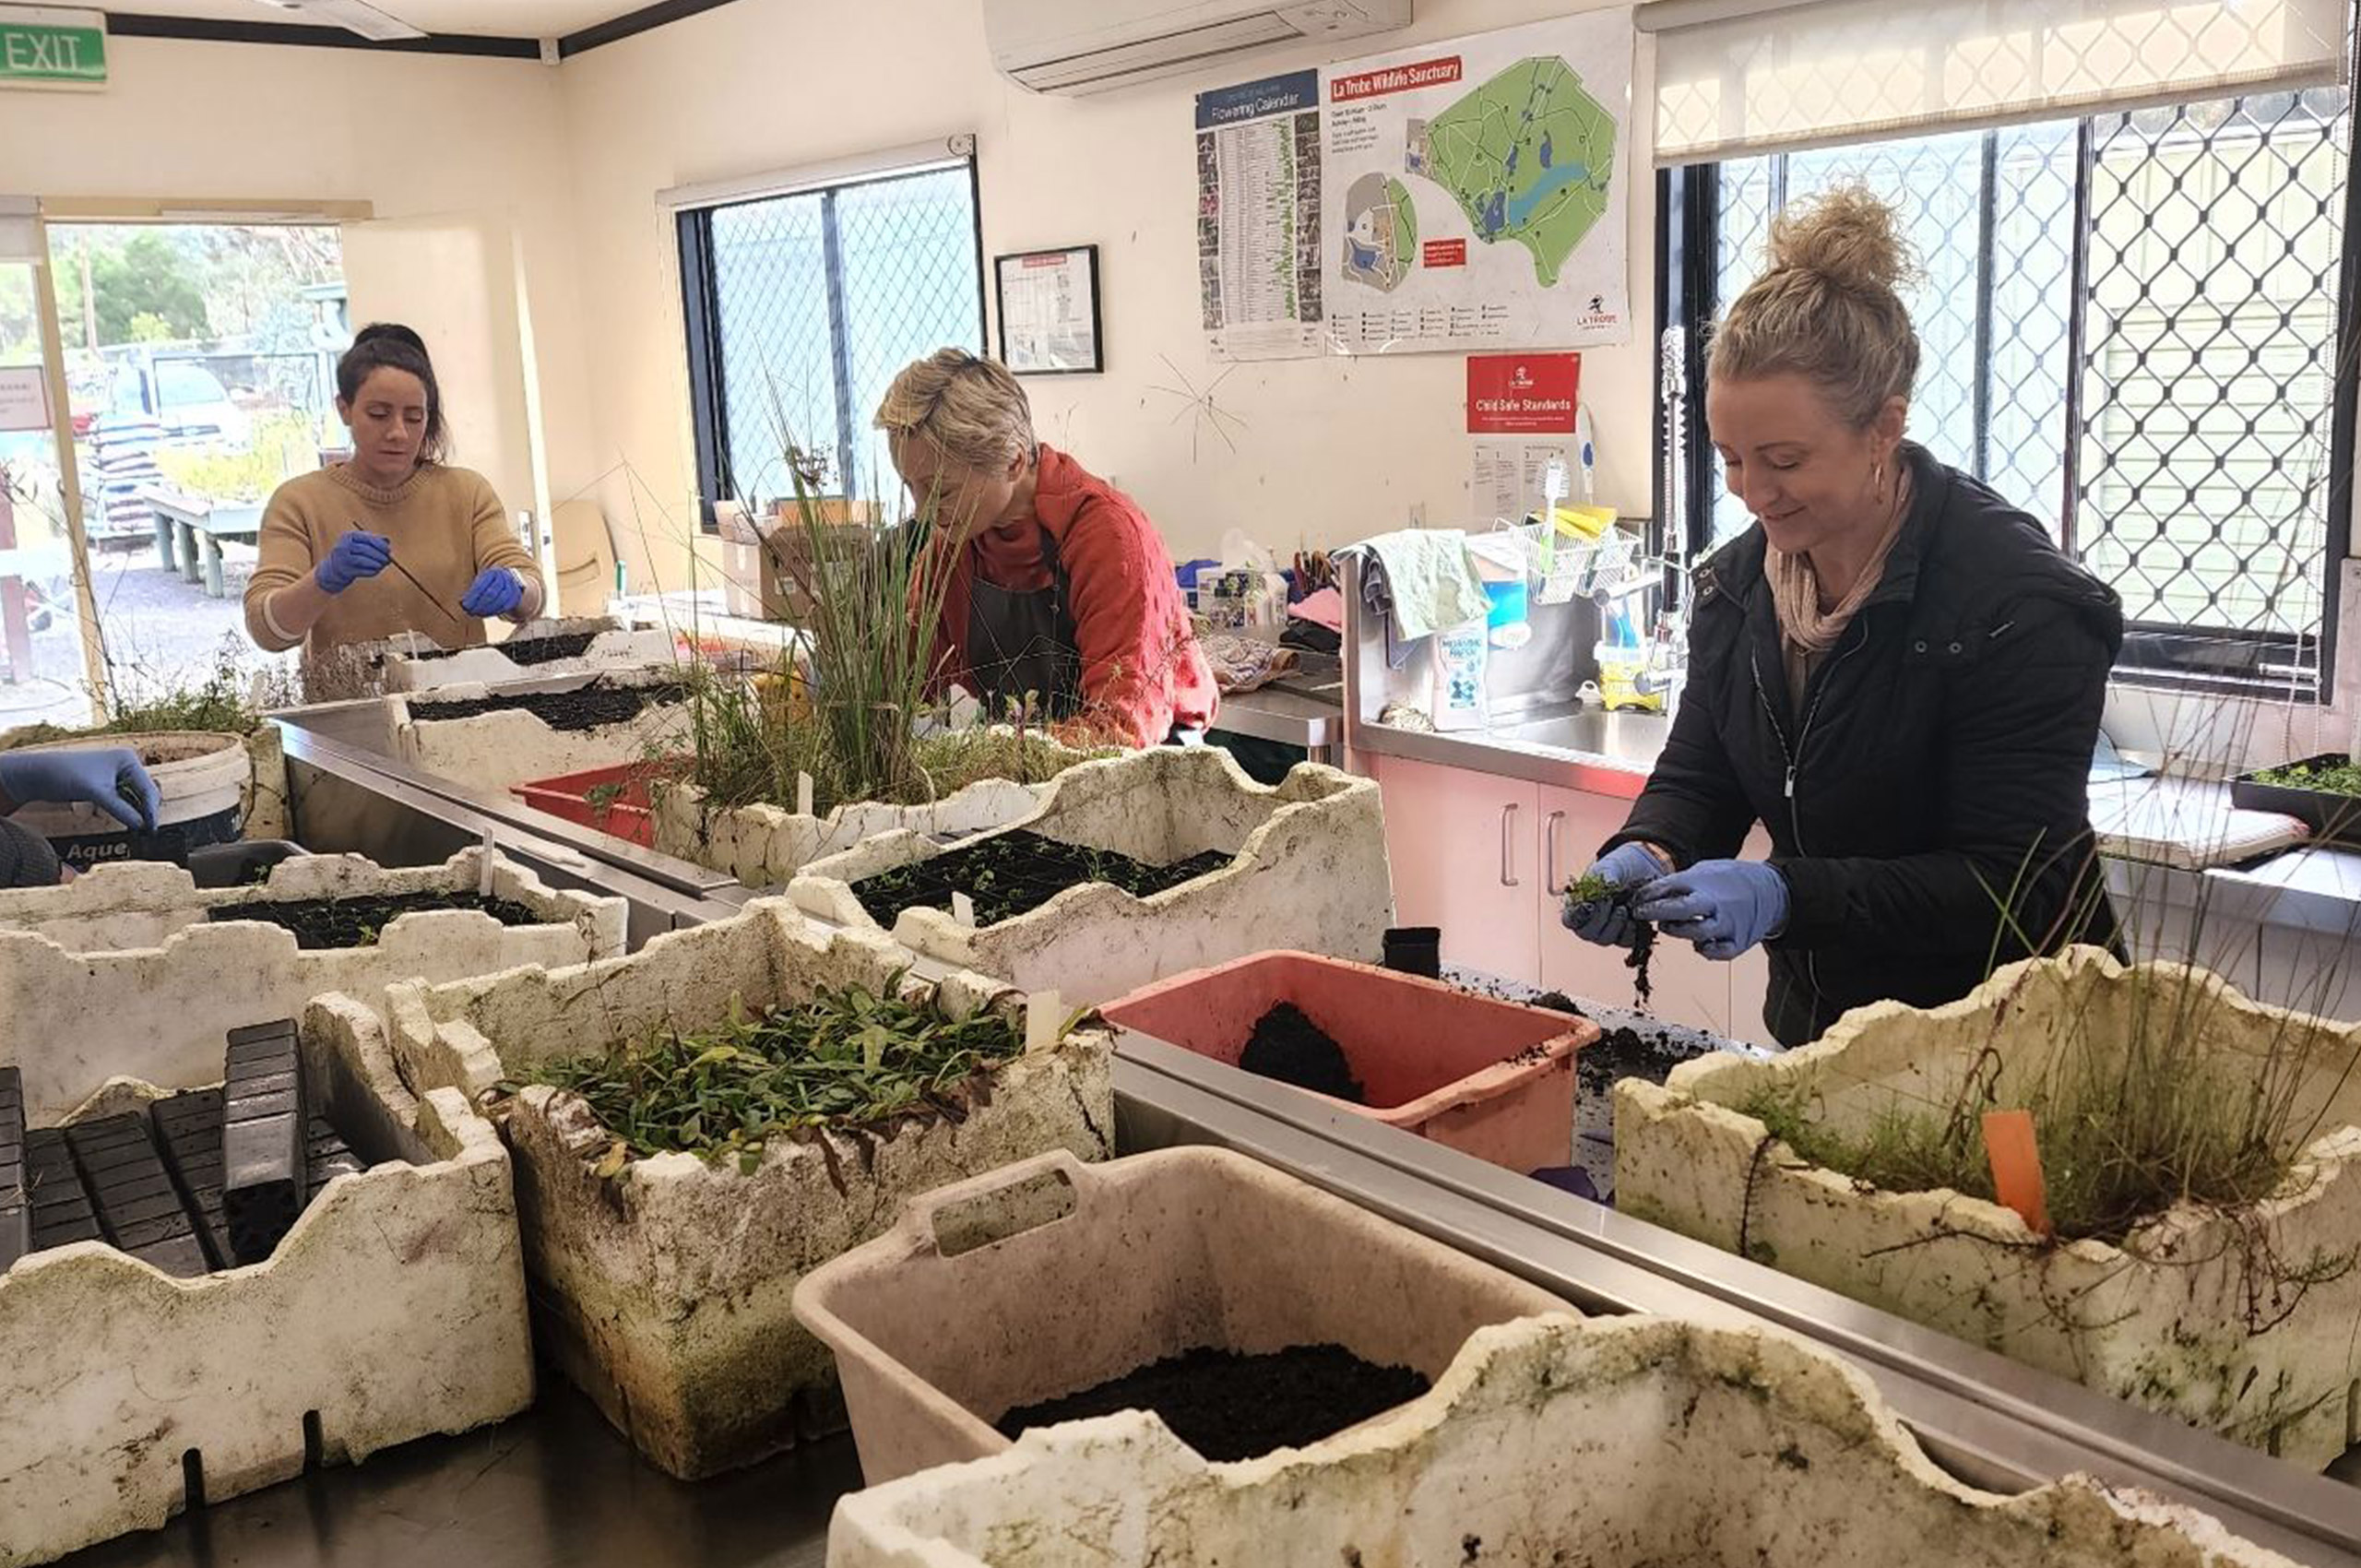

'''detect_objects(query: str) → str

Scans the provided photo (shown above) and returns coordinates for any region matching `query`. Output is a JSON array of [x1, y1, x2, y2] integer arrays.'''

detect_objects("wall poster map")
[[1195, 11, 1632, 362]]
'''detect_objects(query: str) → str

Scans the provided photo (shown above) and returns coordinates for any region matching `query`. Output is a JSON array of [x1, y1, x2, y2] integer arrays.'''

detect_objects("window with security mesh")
[[1683, 83, 2355, 694], [679, 162, 984, 522]]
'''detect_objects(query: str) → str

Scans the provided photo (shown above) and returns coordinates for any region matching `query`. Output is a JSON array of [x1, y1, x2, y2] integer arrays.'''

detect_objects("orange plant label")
[[1981, 1110, 2052, 1237]]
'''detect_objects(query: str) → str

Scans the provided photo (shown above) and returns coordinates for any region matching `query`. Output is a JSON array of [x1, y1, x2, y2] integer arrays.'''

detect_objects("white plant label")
[[952, 891, 976, 927], [796, 771, 814, 817], [1026, 989, 1063, 1053]]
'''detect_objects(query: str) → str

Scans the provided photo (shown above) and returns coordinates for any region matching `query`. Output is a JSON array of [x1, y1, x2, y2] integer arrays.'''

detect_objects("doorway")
[[6, 220, 349, 732]]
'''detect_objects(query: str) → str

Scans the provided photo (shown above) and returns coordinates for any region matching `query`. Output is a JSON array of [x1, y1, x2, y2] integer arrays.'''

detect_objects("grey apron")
[[966, 524, 1083, 721]]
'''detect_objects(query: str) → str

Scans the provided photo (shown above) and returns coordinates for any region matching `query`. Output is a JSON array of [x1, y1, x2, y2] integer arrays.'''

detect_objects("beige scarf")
[[1770, 468, 1911, 705]]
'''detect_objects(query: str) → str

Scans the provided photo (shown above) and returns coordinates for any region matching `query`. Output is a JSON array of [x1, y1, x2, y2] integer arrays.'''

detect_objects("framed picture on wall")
[[995, 244, 1102, 374]]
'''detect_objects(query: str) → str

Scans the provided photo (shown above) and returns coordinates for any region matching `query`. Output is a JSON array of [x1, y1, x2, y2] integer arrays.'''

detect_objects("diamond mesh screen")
[[703, 165, 981, 509], [2079, 89, 2347, 646], [1703, 86, 2349, 680]]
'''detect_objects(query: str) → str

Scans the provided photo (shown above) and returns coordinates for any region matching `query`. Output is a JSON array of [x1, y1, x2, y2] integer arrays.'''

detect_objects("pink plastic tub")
[[1100, 951, 1593, 1172]]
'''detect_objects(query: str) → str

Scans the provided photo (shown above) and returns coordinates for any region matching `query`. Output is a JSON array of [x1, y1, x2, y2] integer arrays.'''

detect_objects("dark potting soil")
[[412, 629, 602, 666], [849, 828, 1233, 928], [1576, 1022, 1695, 1100], [995, 1343, 1429, 1462], [1491, 986, 1691, 1099], [1237, 1003, 1364, 1103], [408, 679, 686, 731], [209, 891, 544, 950]]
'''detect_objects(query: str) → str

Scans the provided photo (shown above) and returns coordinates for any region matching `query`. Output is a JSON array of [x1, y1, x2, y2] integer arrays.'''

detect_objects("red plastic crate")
[[511, 760, 673, 849], [1102, 951, 1595, 1173]]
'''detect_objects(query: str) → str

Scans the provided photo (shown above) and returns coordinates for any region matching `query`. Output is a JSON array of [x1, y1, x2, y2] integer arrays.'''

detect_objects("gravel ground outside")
[[0, 538, 286, 732]]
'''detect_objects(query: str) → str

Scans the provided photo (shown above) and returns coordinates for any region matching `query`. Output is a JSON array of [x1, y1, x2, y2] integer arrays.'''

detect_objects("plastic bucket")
[[6, 731, 248, 872], [793, 1147, 1568, 1485], [1101, 950, 1593, 1172]]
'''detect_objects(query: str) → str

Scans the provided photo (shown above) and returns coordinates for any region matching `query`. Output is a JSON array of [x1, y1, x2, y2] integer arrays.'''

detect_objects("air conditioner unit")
[[986, 0, 1412, 96]]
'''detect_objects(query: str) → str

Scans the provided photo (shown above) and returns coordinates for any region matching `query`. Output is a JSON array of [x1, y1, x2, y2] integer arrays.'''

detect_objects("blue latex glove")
[[1634, 860, 1791, 962], [460, 567, 525, 618], [1560, 841, 1671, 947], [0, 745, 160, 831], [317, 531, 392, 594]]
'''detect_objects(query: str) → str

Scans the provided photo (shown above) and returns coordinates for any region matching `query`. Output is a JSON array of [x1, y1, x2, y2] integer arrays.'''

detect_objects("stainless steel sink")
[[1496, 707, 1671, 766]]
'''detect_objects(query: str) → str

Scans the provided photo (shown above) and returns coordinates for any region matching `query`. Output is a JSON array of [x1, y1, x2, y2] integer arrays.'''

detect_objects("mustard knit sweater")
[[243, 463, 540, 655]]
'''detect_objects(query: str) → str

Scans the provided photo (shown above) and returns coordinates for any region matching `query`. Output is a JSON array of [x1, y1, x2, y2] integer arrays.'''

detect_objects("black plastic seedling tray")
[[64, 1113, 208, 1277], [2230, 752, 2361, 849], [412, 629, 601, 666], [25, 1128, 100, 1251], [306, 1116, 364, 1195], [849, 828, 1234, 929], [0, 1066, 26, 1270], [409, 679, 686, 731], [150, 1088, 231, 1269], [207, 890, 544, 950], [222, 1020, 306, 1266]]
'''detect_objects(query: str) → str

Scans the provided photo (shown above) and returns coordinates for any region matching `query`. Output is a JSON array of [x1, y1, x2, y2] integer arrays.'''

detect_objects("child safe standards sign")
[[0, 7, 106, 89], [1197, 10, 1631, 361]]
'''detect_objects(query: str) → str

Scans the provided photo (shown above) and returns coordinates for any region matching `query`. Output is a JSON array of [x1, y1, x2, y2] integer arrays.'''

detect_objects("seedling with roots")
[[1563, 871, 1658, 1010]]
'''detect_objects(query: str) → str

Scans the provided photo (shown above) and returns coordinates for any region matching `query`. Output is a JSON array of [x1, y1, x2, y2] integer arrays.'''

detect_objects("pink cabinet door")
[[1369, 753, 1542, 981], [1535, 785, 1774, 1047]]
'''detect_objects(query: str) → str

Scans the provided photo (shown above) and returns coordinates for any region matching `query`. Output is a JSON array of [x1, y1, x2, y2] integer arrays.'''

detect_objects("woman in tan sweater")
[[243, 323, 542, 665]]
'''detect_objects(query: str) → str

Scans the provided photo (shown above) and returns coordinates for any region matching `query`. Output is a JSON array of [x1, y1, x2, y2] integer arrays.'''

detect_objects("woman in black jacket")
[[1566, 186, 2121, 1048]]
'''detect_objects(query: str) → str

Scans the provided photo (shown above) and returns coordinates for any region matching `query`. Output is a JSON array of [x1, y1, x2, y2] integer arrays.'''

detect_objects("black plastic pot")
[[189, 838, 303, 889], [1381, 926, 1442, 979]]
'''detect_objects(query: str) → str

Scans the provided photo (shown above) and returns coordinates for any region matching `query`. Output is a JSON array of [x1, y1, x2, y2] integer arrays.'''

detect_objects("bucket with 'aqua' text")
[[5, 730, 248, 871]]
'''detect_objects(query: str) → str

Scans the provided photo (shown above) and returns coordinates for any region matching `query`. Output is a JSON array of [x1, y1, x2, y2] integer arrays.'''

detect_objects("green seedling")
[[529, 979, 1027, 1178]]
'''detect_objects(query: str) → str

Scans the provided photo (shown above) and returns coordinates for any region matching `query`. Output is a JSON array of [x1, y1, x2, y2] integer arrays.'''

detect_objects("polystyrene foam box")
[[827, 1314, 2302, 1568], [1615, 946, 2361, 1467], [0, 847, 623, 1124], [789, 750, 1393, 1005], [0, 991, 530, 1567], [385, 898, 1115, 1479]]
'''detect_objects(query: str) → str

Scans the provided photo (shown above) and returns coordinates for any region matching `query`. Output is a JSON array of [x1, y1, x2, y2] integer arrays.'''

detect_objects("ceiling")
[[100, 1, 663, 38]]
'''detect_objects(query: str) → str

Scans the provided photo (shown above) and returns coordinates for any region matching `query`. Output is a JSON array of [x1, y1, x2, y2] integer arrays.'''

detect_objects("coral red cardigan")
[[920, 445, 1217, 747]]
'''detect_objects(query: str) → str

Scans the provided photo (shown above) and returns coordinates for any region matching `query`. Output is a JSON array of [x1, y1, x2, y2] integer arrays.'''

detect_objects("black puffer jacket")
[[1610, 443, 2123, 1047]]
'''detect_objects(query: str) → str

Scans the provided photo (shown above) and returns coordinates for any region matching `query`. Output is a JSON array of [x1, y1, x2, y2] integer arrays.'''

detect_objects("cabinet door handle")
[[1499, 802, 1521, 887], [1544, 810, 1566, 894]]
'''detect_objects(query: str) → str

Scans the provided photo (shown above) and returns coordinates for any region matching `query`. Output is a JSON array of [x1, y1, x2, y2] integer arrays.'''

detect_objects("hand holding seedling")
[[1633, 859, 1790, 961], [1561, 841, 1670, 947], [0, 745, 160, 831]]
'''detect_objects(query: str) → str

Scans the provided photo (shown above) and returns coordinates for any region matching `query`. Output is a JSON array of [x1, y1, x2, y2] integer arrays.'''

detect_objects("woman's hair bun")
[[1765, 184, 1916, 297], [352, 321, 431, 358]]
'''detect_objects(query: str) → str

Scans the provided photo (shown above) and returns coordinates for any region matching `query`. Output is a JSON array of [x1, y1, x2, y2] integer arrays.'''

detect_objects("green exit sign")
[[0, 6, 105, 89]]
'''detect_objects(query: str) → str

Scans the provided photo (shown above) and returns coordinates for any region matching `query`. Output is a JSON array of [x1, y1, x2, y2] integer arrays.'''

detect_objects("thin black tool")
[[341, 522, 466, 632]]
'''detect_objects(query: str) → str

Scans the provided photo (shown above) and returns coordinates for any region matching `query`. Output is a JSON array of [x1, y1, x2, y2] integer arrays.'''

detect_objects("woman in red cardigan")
[[876, 349, 1217, 748]]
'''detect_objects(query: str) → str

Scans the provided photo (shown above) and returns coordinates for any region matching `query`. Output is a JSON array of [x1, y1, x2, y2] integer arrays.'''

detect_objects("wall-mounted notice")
[[0, 365, 49, 433], [997, 244, 1103, 374], [1466, 351, 1580, 434], [1472, 439, 1576, 524], [1195, 68, 1326, 362], [1323, 12, 1631, 355]]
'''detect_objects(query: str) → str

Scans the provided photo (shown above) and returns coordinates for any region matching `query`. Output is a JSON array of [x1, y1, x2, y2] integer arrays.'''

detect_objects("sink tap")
[[1633, 609, 1688, 704]]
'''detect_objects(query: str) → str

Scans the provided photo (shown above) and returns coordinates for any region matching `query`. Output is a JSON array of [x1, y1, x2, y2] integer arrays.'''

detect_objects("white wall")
[[0, 33, 599, 521], [552, 0, 1657, 592]]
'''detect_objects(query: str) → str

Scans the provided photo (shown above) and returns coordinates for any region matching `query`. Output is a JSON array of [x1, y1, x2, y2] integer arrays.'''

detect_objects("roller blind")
[[1649, 0, 2348, 164]]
